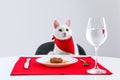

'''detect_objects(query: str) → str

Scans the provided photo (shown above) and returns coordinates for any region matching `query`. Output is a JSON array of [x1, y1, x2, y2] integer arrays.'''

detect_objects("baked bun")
[[50, 57, 63, 63]]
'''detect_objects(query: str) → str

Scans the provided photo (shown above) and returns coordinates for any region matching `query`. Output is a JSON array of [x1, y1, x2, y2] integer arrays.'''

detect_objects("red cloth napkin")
[[11, 56, 112, 75]]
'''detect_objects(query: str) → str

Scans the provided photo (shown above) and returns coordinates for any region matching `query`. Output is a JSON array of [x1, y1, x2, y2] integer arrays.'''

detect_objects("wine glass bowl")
[[86, 17, 107, 74], [86, 17, 107, 47]]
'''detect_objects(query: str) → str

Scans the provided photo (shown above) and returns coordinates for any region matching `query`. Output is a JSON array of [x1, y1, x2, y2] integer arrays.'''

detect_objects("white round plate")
[[36, 56, 78, 67]]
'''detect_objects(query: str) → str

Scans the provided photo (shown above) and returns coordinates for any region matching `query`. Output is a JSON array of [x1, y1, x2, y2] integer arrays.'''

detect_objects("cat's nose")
[[63, 33, 67, 37], [64, 33, 66, 36]]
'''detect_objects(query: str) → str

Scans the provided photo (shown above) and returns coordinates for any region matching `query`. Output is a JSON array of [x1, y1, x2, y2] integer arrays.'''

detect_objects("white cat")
[[48, 19, 79, 55]]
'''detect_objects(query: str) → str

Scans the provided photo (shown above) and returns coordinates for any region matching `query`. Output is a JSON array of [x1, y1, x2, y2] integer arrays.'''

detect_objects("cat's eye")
[[59, 29, 62, 32], [66, 29, 69, 31]]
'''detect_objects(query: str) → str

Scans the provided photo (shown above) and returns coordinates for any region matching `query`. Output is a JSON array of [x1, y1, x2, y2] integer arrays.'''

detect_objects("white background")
[[0, 0, 120, 58]]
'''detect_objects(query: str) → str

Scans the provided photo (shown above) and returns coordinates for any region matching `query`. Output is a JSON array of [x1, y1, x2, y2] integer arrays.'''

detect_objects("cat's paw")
[[48, 51, 55, 55]]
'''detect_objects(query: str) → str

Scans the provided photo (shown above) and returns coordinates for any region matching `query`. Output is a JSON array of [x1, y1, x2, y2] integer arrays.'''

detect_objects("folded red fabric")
[[11, 56, 112, 75]]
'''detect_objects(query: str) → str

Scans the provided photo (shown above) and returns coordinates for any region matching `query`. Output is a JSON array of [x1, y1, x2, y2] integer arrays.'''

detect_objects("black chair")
[[35, 41, 86, 55]]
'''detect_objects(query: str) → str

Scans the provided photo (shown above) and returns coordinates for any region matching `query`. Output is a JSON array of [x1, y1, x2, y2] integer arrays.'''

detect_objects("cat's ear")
[[54, 20, 59, 28], [66, 19, 71, 27]]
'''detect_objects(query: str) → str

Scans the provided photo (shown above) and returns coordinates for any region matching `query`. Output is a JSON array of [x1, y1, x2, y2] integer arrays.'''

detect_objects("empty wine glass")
[[86, 17, 107, 74]]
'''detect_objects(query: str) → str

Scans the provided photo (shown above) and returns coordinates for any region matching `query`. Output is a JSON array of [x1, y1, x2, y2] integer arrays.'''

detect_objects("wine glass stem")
[[95, 47, 98, 69]]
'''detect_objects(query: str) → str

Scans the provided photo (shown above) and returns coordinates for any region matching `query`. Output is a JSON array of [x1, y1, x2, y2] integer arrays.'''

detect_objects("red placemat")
[[11, 56, 112, 75]]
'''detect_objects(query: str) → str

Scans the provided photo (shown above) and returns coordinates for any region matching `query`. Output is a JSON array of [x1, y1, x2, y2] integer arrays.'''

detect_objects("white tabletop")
[[0, 55, 120, 80]]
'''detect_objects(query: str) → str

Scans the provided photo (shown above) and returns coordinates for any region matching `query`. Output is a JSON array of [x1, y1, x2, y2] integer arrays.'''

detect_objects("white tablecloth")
[[0, 55, 120, 80]]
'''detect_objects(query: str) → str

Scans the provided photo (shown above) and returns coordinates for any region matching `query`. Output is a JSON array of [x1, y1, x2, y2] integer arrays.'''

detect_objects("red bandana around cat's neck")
[[52, 36, 75, 54]]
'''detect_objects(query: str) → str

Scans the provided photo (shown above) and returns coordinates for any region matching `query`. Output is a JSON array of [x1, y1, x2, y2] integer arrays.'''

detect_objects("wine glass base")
[[87, 67, 106, 74]]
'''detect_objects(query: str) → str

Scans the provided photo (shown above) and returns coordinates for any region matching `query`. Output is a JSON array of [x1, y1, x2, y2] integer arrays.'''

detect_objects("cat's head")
[[53, 19, 72, 40]]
